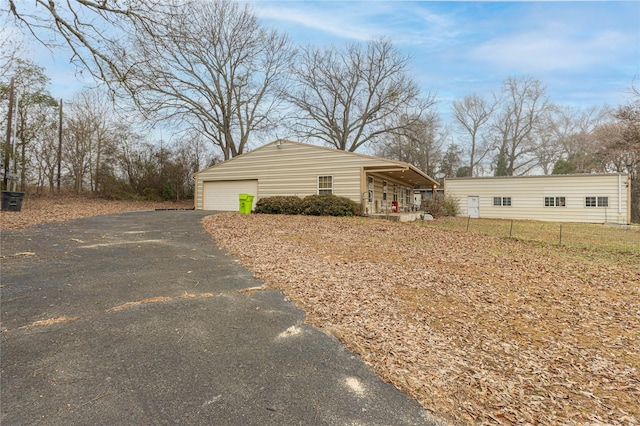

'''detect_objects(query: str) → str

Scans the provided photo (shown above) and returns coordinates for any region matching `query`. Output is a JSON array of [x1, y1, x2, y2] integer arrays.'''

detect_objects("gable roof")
[[196, 140, 439, 187]]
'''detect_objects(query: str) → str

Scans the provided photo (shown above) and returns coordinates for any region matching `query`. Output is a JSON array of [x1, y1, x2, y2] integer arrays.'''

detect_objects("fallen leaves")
[[203, 213, 640, 425], [1, 195, 193, 231]]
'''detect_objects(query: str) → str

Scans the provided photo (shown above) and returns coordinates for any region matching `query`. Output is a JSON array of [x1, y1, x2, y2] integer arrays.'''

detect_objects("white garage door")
[[202, 180, 258, 211]]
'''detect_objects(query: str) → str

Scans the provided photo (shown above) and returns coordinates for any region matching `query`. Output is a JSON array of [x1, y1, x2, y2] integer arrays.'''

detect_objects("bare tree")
[[491, 76, 554, 176], [452, 94, 498, 177], [287, 38, 435, 152], [537, 105, 611, 174], [5, 0, 162, 86], [8, 59, 58, 190], [0, 34, 22, 79], [30, 119, 58, 193], [116, 0, 293, 160], [375, 113, 445, 176]]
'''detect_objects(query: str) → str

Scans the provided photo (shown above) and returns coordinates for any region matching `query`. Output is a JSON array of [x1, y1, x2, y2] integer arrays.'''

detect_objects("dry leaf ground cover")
[[1, 195, 194, 231], [203, 213, 640, 425]]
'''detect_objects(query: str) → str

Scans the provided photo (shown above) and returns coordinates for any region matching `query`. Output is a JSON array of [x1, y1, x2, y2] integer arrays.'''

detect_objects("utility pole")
[[3, 77, 15, 190], [57, 99, 63, 192]]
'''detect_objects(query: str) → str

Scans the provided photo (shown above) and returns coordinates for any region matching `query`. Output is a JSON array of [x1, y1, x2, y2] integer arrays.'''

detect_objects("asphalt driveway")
[[1, 210, 438, 425]]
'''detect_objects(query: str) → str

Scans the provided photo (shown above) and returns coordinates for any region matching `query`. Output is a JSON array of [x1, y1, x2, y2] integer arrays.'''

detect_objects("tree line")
[[2, 0, 638, 219]]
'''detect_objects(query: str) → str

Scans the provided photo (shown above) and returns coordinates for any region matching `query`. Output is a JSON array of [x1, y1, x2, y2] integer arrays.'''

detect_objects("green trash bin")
[[239, 194, 254, 214]]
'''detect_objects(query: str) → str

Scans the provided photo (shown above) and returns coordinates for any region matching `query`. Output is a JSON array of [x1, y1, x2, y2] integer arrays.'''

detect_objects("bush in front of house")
[[300, 194, 360, 216], [424, 195, 460, 218], [255, 194, 360, 216], [254, 196, 303, 214]]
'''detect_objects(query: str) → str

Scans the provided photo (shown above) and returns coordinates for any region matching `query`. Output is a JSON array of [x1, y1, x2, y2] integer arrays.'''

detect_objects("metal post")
[[509, 219, 514, 237], [466, 215, 471, 231], [3, 77, 14, 190], [559, 224, 563, 245], [57, 99, 63, 192]]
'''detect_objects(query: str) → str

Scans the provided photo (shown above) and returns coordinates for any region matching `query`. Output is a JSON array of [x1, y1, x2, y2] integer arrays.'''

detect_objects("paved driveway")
[[1, 210, 438, 425]]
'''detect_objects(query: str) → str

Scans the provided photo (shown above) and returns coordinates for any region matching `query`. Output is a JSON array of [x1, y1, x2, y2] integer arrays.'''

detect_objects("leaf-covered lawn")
[[204, 213, 640, 425], [1, 195, 194, 231]]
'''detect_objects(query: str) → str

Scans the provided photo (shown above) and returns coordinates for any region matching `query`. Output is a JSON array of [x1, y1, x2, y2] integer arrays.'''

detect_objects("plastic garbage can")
[[239, 194, 254, 214]]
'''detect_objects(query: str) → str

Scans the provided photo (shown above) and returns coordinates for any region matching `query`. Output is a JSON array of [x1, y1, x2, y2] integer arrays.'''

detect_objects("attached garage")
[[194, 140, 438, 212], [202, 180, 258, 211]]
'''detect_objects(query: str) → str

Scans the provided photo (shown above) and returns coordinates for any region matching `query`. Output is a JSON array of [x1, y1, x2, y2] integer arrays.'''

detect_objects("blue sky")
[[251, 0, 639, 116], [5, 1, 640, 122]]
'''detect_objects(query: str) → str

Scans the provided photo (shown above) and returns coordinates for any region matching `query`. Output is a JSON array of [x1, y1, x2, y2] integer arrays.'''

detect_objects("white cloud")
[[470, 28, 630, 74], [254, 3, 380, 41]]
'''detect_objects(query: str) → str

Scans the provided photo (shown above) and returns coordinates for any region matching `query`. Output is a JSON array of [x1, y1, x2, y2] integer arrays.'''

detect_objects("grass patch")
[[419, 217, 640, 254]]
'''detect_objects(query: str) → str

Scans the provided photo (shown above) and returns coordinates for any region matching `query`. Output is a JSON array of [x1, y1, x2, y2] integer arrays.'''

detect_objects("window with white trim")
[[493, 196, 512, 206], [382, 181, 387, 201], [597, 196, 609, 207], [318, 175, 333, 195], [545, 196, 566, 207], [393, 184, 398, 202], [586, 196, 608, 207], [405, 188, 411, 206]]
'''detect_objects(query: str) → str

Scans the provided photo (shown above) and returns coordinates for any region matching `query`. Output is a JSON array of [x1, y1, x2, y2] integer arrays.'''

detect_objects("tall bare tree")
[[538, 105, 611, 174], [452, 94, 498, 177], [491, 76, 554, 176], [375, 113, 445, 176], [5, 0, 162, 86], [116, 0, 293, 160], [287, 38, 435, 152], [8, 59, 58, 190], [62, 88, 116, 193]]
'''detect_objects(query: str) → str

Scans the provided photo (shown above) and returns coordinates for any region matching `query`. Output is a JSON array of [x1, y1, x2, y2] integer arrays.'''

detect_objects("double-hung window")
[[318, 176, 333, 195]]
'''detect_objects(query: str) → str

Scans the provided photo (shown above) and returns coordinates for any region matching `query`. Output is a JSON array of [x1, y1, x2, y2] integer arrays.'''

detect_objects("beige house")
[[444, 174, 631, 225], [194, 140, 438, 213]]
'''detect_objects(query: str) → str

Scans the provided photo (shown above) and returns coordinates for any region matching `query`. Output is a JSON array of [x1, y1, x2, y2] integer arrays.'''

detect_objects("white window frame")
[[585, 196, 608, 208], [597, 196, 609, 207], [545, 196, 566, 207], [318, 175, 333, 195], [493, 196, 512, 206]]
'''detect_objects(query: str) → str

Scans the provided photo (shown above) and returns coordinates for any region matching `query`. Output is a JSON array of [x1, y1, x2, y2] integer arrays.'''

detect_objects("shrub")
[[254, 196, 303, 215], [424, 195, 460, 218], [300, 194, 360, 217]]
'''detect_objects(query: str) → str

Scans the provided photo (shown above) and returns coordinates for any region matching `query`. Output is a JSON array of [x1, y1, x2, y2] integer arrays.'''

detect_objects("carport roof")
[[364, 165, 438, 187]]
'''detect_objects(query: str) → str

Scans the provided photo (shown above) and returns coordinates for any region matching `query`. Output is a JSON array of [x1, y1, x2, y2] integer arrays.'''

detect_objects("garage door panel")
[[203, 180, 258, 211]]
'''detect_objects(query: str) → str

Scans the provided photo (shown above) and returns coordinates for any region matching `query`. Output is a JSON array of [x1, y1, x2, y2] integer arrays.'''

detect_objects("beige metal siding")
[[445, 174, 631, 225], [194, 141, 406, 210]]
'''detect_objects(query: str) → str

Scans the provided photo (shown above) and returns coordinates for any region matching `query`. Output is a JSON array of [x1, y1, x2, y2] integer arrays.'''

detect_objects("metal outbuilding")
[[444, 174, 631, 225]]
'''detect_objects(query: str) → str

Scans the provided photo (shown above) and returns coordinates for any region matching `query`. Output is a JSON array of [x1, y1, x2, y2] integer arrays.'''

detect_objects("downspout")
[[618, 174, 622, 218]]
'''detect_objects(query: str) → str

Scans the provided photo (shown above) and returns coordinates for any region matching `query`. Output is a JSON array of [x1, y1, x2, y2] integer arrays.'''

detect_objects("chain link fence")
[[421, 217, 640, 254]]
